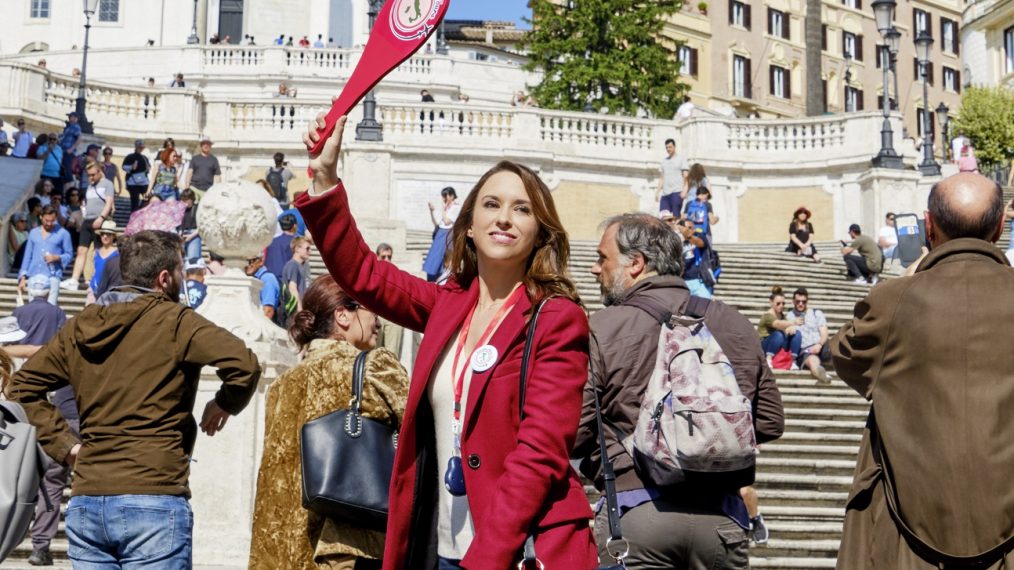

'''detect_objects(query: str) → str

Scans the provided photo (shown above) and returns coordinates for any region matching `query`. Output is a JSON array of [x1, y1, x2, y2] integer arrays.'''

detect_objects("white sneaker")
[[59, 278, 78, 291], [852, 277, 868, 285], [871, 275, 880, 285], [790, 362, 800, 371], [813, 365, 831, 384]]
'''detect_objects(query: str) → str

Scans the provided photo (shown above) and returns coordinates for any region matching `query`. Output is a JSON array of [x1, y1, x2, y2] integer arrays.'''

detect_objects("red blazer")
[[296, 186, 597, 570]]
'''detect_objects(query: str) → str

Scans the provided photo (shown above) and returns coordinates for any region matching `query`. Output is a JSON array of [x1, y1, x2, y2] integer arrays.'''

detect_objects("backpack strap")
[[623, 293, 712, 323], [870, 408, 1014, 568], [684, 296, 712, 319], [622, 297, 672, 325]]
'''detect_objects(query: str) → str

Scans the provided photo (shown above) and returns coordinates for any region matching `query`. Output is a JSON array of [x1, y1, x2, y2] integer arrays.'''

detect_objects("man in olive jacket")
[[9, 230, 261, 568], [831, 173, 1013, 569], [574, 213, 784, 569]]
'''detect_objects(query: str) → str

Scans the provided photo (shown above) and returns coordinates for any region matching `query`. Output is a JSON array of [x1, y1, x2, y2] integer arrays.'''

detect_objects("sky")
[[446, 1, 533, 29]]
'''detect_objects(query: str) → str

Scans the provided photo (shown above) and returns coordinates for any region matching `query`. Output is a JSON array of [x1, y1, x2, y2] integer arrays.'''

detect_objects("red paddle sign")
[[308, 0, 450, 155]]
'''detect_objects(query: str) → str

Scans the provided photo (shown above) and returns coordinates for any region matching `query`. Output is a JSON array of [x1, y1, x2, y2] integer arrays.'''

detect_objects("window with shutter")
[[856, 34, 863, 61], [782, 12, 790, 39], [822, 79, 828, 112], [955, 68, 961, 92], [857, 89, 864, 111], [745, 3, 752, 30], [822, 25, 827, 50], [729, 0, 736, 25]]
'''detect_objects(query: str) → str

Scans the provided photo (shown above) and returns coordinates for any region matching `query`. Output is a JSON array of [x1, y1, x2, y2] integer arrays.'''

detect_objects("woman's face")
[[42, 180, 54, 194], [100, 232, 115, 246], [467, 172, 539, 272], [797, 211, 808, 222], [335, 304, 379, 350], [66, 191, 79, 205], [770, 295, 785, 312], [442, 192, 455, 206], [170, 152, 180, 165]]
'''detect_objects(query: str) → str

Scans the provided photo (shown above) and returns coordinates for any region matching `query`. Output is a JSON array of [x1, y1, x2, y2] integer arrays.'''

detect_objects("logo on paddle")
[[390, 0, 443, 41]]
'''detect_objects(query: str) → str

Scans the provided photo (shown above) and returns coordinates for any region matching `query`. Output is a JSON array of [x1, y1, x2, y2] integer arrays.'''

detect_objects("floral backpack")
[[621, 296, 757, 489]]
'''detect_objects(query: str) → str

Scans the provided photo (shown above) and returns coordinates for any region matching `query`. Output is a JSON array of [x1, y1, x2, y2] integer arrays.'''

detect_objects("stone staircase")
[[5, 189, 1012, 568]]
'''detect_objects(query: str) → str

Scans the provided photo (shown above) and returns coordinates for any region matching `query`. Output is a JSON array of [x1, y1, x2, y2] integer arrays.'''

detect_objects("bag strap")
[[518, 299, 548, 421], [590, 333, 628, 564], [519, 299, 549, 570], [344, 350, 370, 438], [870, 409, 1014, 568]]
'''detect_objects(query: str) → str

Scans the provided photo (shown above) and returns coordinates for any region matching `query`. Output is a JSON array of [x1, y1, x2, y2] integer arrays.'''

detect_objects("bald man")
[[830, 172, 1013, 569]]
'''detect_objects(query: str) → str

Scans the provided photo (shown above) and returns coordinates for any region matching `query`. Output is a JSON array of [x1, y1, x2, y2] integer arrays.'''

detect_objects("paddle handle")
[[307, 0, 451, 161]]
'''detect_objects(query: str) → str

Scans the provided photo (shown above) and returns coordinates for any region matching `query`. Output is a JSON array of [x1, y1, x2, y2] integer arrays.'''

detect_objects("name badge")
[[471, 345, 498, 373]]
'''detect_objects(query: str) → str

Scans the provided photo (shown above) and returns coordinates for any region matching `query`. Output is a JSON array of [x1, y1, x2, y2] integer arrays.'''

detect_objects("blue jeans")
[[685, 278, 713, 299], [761, 330, 788, 356], [438, 557, 463, 569], [184, 236, 202, 263], [47, 275, 60, 305], [65, 495, 192, 569]]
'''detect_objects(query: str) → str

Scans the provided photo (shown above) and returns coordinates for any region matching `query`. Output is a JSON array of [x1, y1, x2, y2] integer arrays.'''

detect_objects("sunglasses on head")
[[344, 301, 360, 311]]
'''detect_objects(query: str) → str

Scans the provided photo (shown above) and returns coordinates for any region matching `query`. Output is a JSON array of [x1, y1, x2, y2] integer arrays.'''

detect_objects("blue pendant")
[[444, 456, 466, 496]]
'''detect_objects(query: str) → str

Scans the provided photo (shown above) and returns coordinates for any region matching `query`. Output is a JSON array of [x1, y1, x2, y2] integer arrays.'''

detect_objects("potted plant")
[[698, 1, 708, 14]]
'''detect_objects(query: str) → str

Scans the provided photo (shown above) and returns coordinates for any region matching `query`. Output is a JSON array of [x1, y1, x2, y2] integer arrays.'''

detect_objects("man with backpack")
[[575, 213, 784, 568], [265, 152, 294, 208]]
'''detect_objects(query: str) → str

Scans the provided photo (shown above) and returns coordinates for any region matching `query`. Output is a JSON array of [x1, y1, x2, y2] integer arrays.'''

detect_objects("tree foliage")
[[951, 86, 1014, 169], [522, 0, 687, 119]]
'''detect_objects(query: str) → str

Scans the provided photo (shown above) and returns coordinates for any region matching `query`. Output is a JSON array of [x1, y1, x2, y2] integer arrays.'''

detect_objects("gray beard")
[[600, 266, 629, 307]]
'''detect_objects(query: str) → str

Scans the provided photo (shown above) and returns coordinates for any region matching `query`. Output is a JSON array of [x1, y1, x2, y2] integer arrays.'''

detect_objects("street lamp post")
[[355, 0, 384, 141], [886, 27, 901, 112], [75, 0, 99, 135], [436, 20, 449, 55], [915, 30, 941, 176], [936, 102, 950, 162], [187, 0, 200, 44], [870, 0, 902, 169]]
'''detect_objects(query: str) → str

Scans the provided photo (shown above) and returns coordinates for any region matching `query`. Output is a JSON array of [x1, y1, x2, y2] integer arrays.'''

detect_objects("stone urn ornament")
[[195, 180, 292, 352]]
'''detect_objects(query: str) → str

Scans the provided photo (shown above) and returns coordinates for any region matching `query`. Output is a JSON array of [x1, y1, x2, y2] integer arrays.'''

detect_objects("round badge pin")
[[471, 345, 498, 373]]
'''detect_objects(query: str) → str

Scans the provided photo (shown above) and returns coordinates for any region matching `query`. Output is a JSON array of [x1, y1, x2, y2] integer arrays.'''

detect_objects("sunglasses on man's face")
[[794, 298, 808, 305]]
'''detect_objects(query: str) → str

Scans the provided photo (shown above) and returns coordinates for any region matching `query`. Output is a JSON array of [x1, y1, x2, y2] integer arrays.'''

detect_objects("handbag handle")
[[344, 350, 370, 438]]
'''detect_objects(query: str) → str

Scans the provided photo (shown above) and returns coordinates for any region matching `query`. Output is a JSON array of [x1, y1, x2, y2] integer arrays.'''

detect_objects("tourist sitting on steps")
[[789, 287, 830, 383], [785, 206, 821, 262], [841, 223, 884, 285], [757, 286, 800, 364]]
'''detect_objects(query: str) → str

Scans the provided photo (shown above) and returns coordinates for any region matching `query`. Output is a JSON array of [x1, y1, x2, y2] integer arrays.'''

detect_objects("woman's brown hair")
[[160, 148, 177, 165], [289, 275, 357, 350], [444, 161, 580, 305], [687, 163, 707, 188]]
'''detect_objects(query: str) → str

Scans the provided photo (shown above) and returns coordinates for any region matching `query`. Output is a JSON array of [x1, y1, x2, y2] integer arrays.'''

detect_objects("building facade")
[[1, 0, 376, 55], [960, 0, 1014, 89], [662, 0, 963, 155]]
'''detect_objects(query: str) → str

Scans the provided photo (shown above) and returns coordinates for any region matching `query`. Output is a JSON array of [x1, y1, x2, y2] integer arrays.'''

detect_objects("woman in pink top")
[[957, 145, 979, 173]]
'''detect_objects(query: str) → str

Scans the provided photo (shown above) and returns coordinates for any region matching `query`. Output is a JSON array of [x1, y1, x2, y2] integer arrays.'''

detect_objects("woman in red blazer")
[[297, 115, 598, 570]]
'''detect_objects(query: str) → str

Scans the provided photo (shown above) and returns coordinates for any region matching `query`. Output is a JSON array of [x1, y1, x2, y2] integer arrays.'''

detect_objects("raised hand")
[[304, 96, 346, 194]]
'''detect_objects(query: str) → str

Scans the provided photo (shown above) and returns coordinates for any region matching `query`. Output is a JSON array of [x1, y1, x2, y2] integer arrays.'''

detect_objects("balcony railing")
[[0, 61, 902, 170]]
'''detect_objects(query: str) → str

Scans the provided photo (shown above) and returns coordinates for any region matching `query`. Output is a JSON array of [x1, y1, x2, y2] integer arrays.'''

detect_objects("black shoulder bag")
[[300, 349, 398, 532], [518, 304, 629, 570]]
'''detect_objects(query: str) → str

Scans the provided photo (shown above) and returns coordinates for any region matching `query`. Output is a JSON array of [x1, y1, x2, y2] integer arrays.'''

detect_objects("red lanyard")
[[450, 285, 526, 423]]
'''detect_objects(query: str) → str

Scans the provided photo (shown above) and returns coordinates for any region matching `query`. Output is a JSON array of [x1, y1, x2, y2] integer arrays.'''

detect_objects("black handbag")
[[300, 350, 398, 532], [517, 307, 629, 570]]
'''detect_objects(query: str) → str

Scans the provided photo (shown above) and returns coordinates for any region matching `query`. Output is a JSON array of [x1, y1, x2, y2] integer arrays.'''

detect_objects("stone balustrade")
[[1, 59, 908, 170]]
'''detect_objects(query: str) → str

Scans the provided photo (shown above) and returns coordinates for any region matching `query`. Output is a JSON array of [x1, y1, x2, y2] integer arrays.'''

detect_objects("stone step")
[[763, 520, 844, 541], [757, 457, 857, 478], [783, 418, 866, 435], [757, 489, 850, 509], [756, 473, 854, 493], [780, 395, 869, 411], [761, 443, 862, 461], [751, 538, 841, 560], [775, 431, 863, 445], [750, 556, 838, 568]]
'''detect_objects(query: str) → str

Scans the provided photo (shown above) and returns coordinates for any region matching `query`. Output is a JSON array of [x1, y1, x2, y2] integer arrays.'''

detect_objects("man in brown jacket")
[[9, 230, 261, 568], [831, 173, 1013, 569], [573, 213, 784, 569]]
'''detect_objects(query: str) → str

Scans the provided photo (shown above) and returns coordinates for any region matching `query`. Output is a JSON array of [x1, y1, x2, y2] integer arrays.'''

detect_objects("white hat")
[[0, 316, 27, 344]]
